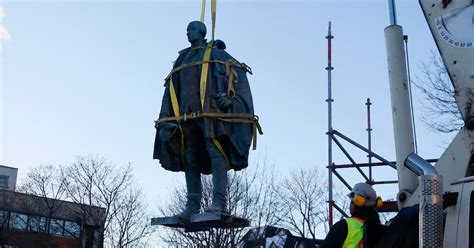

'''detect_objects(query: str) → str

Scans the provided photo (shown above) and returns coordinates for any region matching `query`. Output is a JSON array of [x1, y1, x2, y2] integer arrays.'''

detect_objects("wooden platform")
[[151, 212, 250, 232]]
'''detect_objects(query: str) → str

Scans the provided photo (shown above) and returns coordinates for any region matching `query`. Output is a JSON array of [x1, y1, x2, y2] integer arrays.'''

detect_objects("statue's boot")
[[204, 141, 228, 213], [175, 165, 202, 218], [176, 193, 201, 218]]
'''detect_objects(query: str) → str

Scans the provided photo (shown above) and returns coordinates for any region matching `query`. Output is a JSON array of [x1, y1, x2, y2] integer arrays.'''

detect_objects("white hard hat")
[[348, 182, 377, 206]]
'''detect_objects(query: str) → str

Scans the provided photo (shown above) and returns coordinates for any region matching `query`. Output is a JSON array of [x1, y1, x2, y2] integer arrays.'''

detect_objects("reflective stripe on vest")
[[343, 217, 365, 248]]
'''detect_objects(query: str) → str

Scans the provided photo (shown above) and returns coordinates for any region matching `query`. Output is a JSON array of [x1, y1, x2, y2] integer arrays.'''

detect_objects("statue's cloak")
[[153, 41, 255, 175]]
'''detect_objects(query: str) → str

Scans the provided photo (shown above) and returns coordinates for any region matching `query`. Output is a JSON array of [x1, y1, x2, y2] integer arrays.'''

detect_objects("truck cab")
[[444, 177, 474, 247]]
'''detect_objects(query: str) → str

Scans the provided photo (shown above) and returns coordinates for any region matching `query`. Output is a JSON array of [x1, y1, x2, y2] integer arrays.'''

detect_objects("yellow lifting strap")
[[200, 42, 213, 109], [157, 112, 259, 124], [169, 78, 180, 118], [169, 78, 186, 166], [212, 139, 232, 170], [200, 0, 217, 40], [200, 0, 206, 22], [164, 59, 251, 82], [155, 111, 263, 150], [211, 0, 216, 40]]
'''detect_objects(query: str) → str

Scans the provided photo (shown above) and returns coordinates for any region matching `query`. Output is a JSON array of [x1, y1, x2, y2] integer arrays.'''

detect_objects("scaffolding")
[[325, 22, 402, 226], [325, 22, 438, 225]]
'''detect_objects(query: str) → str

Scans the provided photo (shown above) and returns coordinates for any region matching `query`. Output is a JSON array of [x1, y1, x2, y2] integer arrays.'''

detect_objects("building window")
[[0, 175, 8, 189], [9, 213, 27, 230], [29, 215, 48, 233], [49, 218, 65, 236], [64, 221, 81, 238], [0, 210, 9, 227]]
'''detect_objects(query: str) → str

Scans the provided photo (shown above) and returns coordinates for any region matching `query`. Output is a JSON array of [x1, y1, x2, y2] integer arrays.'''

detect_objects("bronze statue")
[[154, 21, 260, 218]]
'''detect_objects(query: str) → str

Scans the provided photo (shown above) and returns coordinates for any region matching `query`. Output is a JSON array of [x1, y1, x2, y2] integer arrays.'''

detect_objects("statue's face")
[[187, 22, 203, 43]]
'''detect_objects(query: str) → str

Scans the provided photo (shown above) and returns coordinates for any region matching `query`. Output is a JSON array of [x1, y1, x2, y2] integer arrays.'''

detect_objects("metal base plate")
[[151, 212, 250, 232], [191, 212, 250, 229], [150, 216, 210, 232], [151, 216, 190, 228]]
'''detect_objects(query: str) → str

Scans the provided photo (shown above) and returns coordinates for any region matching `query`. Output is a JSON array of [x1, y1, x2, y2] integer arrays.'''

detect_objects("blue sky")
[[0, 0, 455, 223]]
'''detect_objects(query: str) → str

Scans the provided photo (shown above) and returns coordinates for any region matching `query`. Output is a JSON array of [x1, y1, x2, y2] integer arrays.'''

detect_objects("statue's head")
[[187, 21, 207, 43]]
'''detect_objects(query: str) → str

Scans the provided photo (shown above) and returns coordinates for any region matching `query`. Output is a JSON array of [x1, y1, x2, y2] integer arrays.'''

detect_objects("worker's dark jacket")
[[153, 40, 255, 174], [320, 207, 384, 248]]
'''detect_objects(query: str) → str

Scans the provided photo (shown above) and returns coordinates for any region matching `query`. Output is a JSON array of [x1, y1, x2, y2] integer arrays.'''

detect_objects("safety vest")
[[343, 217, 365, 248]]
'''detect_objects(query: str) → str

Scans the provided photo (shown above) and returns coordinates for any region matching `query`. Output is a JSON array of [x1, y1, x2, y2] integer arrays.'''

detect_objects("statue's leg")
[[176, 165, 202, 217], [175, 128, 202, 218], [204, 138, 228, 213]]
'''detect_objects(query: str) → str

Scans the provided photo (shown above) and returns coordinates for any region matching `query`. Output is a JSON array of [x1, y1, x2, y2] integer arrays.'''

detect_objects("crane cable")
[[200, 0, 217, 40]]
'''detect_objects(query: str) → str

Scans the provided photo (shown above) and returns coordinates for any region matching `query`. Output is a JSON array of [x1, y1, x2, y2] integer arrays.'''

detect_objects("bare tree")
[[414, 51, 463, 133], [16, 164, 74, 248], [275, 167, 350, 239], [222, 158, 282, 230], [64, 156, 152, 248], [19, 156, 152, 248], [63, 156, 130, 245], [277, 168, 327, 239], [19, 164, 68, 201], [10, 166, 73, 247], [18, 164, 70, 228], [109, 188, 151, 248], [158, 160, 280, 247]]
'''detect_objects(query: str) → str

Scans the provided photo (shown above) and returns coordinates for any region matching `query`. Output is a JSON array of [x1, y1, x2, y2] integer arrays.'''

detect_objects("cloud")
[[0, 7, 10, 41], [0, 26, 11, 41]]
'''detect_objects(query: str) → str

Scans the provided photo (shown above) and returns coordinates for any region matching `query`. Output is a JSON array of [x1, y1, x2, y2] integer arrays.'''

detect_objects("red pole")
[[329, 201, 334, 227]]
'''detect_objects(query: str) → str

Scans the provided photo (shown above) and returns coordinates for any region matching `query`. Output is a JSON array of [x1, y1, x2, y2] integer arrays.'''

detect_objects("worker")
[[320, 183, 384, 248]]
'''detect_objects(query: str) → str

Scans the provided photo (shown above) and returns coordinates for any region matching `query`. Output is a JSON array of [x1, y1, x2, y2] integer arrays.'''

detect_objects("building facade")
[[0, 189, 106, 248], [0, 165, 18, 191]]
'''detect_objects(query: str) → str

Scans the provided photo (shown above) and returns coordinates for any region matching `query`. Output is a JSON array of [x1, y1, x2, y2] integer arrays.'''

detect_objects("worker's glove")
[[158, 122, 177, 142], [217, 95, 233, 110]]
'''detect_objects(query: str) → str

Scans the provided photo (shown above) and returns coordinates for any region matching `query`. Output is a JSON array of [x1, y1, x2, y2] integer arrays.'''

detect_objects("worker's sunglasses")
[[347, 192, 363, 199]]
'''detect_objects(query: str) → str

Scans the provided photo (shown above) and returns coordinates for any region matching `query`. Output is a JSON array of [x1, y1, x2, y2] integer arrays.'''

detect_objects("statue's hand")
[[159, 122, 177, 141], [217, 96, 233, 110]]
